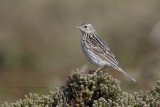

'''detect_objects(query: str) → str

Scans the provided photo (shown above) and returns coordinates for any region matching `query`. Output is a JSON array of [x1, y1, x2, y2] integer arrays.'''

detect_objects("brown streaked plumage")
[[76, 23, 136, 82]]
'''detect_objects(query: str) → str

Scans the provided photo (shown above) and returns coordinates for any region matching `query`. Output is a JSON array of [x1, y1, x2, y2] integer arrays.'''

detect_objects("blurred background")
[[0, 0, 160, 104]]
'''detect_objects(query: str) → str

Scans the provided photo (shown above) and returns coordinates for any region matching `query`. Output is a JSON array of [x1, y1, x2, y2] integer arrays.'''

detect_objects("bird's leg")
[[94, 67, 102, 74], [94, 66, 106, 74], [101, 66, 107, 71]]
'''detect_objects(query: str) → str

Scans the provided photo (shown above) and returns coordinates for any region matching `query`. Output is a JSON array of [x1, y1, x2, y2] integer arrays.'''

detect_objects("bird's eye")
[[84, 25, 87, 28]]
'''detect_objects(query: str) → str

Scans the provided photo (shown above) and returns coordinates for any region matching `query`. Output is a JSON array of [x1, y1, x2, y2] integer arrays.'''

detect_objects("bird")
[[76, 23, 136, 82]]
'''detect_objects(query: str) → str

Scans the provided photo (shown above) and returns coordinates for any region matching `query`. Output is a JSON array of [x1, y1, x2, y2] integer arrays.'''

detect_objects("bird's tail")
[[118, 68, 136, 83]]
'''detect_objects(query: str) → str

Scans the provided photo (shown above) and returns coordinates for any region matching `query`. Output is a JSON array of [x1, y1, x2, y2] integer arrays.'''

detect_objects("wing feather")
[[86, 33, 120, 67]]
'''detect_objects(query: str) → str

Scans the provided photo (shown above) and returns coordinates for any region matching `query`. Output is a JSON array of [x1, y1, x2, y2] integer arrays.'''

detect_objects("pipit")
[[76, 23, 136, 82]]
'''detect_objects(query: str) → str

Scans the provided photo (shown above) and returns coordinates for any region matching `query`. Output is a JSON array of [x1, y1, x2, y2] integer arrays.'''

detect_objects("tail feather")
[[118, 68, 136, 83]]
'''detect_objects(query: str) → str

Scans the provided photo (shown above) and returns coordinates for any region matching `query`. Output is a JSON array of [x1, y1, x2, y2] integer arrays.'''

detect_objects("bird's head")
[[76, 23, 95, 34]]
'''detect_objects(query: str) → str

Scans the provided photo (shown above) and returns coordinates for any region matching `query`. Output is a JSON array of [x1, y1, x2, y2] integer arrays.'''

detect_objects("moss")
[[2, 70, 160, 107]]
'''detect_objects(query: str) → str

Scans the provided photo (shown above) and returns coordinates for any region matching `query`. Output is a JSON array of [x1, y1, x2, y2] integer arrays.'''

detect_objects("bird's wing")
[[86, 34, 120, 67]]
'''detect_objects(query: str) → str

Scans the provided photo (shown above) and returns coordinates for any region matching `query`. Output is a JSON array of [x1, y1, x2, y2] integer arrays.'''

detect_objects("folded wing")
[[86, 33, 120, 68]]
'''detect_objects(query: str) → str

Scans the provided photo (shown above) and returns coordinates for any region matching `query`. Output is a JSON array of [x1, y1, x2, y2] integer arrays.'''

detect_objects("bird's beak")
[[75, 26, 80, 29]]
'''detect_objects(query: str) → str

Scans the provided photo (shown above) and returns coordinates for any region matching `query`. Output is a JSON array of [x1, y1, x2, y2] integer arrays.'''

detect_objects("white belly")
[[81, 40, 110, 67]]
